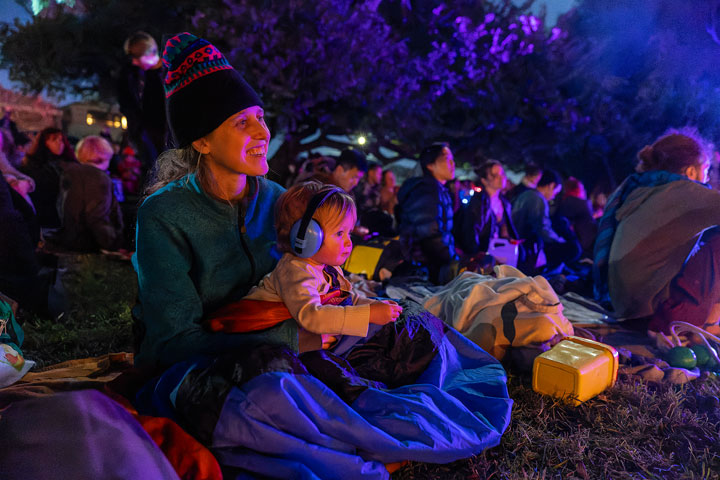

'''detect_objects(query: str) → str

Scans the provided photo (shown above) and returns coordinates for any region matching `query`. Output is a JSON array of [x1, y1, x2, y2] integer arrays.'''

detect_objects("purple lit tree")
[[192, 0, 571, 180], [2, 0, 597, 184]]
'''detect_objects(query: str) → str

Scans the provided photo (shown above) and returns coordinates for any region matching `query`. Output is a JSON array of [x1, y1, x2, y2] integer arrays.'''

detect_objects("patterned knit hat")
[[162, 32, 263, 148]]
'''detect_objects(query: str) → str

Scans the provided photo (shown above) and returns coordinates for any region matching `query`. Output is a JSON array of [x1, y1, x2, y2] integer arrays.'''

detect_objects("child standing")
[[244, 181, 402, 349]]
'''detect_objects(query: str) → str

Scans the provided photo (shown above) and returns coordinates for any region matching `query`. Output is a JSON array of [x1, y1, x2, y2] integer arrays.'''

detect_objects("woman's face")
[[199, 105, 270, 178], [45, 133, 64, 156]]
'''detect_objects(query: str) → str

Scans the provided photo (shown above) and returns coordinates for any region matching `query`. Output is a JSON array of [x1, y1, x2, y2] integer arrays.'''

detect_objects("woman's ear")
[[191, 138, 210, 155], [684, 164, 698, 181]]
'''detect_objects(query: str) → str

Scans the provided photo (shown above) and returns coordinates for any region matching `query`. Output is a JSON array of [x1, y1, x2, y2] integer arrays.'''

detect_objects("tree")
[[0, 0, 218, 99], [1, 0, 584, 185], [552, 0, 720, 189]]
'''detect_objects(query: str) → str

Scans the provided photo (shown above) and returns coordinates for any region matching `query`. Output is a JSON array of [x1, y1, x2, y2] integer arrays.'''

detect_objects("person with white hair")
[[52, 135, 124, 251]]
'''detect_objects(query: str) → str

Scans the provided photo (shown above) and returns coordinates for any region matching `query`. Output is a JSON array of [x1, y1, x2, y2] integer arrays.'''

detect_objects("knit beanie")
[[162, 32, 263, 148]]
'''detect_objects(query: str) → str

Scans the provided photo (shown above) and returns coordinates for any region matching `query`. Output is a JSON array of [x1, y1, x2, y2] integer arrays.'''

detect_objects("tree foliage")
[[0, 0, 218, 99], [551, 0, 720, 188], [5, 0, 720, 188]]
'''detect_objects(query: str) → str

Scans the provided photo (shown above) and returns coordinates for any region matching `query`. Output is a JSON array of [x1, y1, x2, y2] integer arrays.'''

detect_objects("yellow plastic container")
[[532, 336, 618, 406], [343, 245, 384, 278]]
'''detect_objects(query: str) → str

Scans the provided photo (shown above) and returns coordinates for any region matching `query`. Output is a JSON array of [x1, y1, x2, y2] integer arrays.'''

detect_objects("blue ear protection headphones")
[[290, 187, 344, 258]]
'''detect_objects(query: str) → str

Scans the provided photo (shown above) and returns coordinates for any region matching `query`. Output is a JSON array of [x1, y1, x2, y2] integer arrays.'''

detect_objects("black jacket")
[[396, 175, 455, 264], [54, 163, 124, 252], [455, 189, 518, 255]]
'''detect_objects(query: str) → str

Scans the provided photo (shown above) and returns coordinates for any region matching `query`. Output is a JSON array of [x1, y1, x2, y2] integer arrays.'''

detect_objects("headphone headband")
[[293, 186, 344, 254]]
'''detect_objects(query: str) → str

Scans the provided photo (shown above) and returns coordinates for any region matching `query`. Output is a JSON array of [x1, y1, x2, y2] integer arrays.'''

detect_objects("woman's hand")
[[369, 300, 403, 325]]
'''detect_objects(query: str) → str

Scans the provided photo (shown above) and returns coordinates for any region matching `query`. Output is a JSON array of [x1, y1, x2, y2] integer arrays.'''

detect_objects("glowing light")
[[358, 136, 366, 145], [113, 116, 121, 128], [121, 116, 128, 130], [86, 113, 94, 125], [469, 190, 475, 196], [32, 0, 76, 15], [462, 198, 469, 204]]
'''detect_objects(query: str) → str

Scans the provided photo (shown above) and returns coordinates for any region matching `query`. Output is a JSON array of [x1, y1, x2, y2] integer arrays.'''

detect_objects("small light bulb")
[[358, 136, 366, 145]]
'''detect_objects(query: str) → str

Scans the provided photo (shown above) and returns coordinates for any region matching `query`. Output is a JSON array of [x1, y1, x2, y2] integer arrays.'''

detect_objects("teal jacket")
[[132, 173, 295, 369]]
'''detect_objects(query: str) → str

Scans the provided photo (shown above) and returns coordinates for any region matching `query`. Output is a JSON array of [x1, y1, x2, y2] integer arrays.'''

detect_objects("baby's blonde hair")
[[275, 181, 356, 254]]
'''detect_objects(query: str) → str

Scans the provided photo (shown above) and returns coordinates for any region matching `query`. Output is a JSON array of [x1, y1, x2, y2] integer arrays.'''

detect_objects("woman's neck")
[[206, 169, 248, 202]]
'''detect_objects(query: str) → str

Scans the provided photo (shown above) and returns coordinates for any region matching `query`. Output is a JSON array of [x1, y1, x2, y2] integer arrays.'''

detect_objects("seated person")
[[594, 129, 720, 335], [53, 135, 124, 252], [0, 173, 50, 314], [456, 160, 519, 256], [312, 148, 367, 193], [396, 142, 457, 284], [379, 169, 398, 216], [19, 127, 77, 228], [554, 176, 597, 258], [353, 162, 382, 212], [353, 162, 395, 237], [512, 169, 580, 272], [244, 181, 402, 350], [505, 163, 542, 202]]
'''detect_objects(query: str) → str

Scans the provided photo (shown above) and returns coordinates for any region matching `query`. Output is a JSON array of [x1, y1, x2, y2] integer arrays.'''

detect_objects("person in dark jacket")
[[0, 172, 49, 313], [19, 127, 77, 228], [396, 142, 457, 284], [117, 31, 167, 169], [512, 168, 580, 272], [456, 160, 519, 256], [53, 135, 124, 252], [506, 163, 542, 203], [553, 177, 597, 258]]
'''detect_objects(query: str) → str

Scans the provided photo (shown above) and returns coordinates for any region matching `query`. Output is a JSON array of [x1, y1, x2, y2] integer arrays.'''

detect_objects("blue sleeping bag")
[[136, 299, 513, 479]]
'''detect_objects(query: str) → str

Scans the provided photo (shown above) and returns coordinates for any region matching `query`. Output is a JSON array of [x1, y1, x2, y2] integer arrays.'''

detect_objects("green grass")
[[13, 254, 720, 478], [19, 254, 136, 368]]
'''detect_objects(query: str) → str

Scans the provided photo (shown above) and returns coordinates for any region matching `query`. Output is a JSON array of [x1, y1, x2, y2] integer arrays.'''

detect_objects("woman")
[[20, 127, 76, 228], [133, 33, 291, 370], [594, 129, 720, 334], [133, 33, 511, 479]]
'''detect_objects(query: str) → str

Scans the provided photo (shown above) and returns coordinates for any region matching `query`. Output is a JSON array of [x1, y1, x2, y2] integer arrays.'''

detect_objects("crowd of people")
[[3, 28, 720, 477]]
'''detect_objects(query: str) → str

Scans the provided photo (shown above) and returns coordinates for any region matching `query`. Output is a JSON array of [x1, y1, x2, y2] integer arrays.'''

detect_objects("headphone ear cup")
[[290, 218, 324, 258]]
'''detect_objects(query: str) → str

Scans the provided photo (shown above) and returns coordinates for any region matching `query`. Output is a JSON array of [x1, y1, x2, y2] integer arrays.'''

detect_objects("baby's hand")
[[369, 301, 403, 325]]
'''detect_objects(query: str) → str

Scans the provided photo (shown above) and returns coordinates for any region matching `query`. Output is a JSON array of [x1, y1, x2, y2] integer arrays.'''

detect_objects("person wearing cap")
[[132, 33, 293, 370], [130, 36, 513, 479]]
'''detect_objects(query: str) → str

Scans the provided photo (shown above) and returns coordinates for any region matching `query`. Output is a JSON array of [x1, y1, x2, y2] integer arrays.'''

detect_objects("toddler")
[[244, 181, 402, 350]]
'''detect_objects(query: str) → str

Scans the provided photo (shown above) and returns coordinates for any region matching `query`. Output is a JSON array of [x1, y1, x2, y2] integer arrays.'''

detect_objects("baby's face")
[[310, 214, 355, 267]]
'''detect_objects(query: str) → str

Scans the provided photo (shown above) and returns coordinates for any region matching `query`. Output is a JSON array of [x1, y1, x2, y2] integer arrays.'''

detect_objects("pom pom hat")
[[162, 32, 263, 148]]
